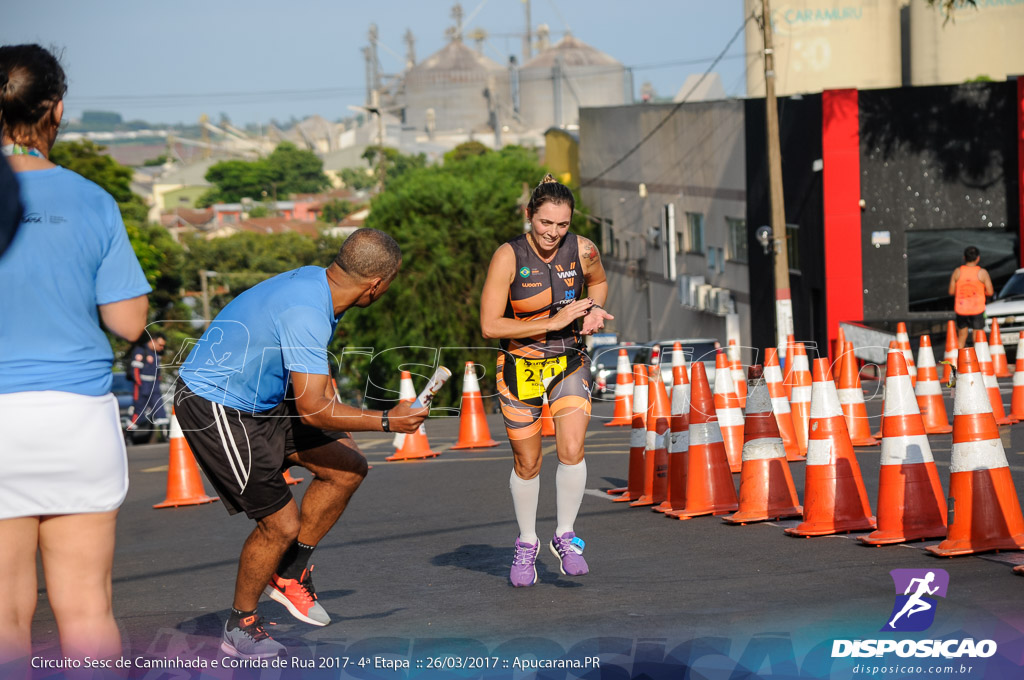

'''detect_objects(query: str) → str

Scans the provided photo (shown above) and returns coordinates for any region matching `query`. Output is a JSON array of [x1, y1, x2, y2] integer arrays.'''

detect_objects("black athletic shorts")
[[173, 378, 346, 519], [955, 313, 985, 331]]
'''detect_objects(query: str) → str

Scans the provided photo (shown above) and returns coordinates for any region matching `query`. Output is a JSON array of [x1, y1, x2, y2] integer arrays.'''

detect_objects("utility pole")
[[761, 0, 793, 355]]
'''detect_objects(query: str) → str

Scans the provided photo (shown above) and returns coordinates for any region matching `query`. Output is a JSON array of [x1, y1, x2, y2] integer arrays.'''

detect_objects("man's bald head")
[[333, 228, 402, 282]]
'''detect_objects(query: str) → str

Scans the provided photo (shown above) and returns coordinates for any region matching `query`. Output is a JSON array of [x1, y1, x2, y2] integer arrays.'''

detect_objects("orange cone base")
[[630, 450, 669, 507], [653, 453, 687, 513], [786, 516, 876, 537], [725, 505, 802, 525], [667, 503, 738, 520], [605, 415, 632, 427], [922, 424, 953, 435], [386, 450, 441, 461], [723, 459, 802, 524], [614, 449, 646, 502], [859, 464, 947, 545], [606, 487, 627, 495], [450, 438, 499, 450], [785, 464, 876, 537], [153, 493, 218, 509], [282, 469, 304, 485], [153, 447, 219, 509], [629, 496, 656, 507], [1014, 565, 1024, 575], [851, 436, 882, 447], [927, 469, 1024, 556]]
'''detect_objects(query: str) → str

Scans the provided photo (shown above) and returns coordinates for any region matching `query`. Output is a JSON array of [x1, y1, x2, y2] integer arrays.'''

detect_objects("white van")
[[984, 267, 1024, 351]]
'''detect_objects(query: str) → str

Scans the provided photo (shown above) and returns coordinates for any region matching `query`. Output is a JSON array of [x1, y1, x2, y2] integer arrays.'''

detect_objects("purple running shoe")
[[550, 532, 588, 576], [510, 538, 539, 587]]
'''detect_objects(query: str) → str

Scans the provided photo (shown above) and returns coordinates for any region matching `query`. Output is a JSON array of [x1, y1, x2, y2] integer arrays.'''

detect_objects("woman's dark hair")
[[526, 173, 575, 218], [964, 246, 980, 262], [0, 44, 67, 142]]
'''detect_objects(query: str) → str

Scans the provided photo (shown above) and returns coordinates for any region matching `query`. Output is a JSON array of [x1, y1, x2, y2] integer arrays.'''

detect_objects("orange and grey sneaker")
[[264, 565, 330, 626], [221, 615, 285, 658]]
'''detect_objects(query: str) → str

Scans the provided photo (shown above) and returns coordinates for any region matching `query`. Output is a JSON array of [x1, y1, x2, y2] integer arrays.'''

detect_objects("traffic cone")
[[872, 340, 900, 440], [671, 341, 686, 371], [666, 362, 738, 519], [630, 366, 671, 507], [282, 469, 304, 485], [786, 343, 812, 457], [1010, 335, 1024, 421], [764, 347, 803, 461], [451, 362, 499, 449], [386, 371, 441, 461], [781, 339, 796, 400], [838, 341, 880, 446], [650, 344, 662, 367], [786, 359, 876, 537], [914, 335, 952, 435], [728, 339, 747, 408], [604, 349, 634, 427], [723, 366, 802, 524], [973, 330, 1015, 426], [611, 365, 649, 500], [990, 319, 1012, 378], [540, 392, 556, 436], [896, 322, 917, 387], [927, 348, 1024, 557], [943, 320, 958, 385], [154, 409, 218, 509], [860, 347, 947, 545], [714, 352, 745, 473], [832, 326, 847, 384], [655, 364, 690, 514]]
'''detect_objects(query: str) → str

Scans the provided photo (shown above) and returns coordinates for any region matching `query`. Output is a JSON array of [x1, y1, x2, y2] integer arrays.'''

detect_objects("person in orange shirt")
[[948, 246, 994, 349]]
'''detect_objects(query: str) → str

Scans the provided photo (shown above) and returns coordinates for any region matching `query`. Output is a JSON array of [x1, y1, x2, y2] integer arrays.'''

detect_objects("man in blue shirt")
[[174, 228, 428, 659]]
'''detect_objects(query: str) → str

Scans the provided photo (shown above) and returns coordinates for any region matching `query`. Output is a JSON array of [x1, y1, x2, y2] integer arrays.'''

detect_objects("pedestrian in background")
[[127, 331, 168, 443], [0, 44, 151, 666], [949, 245, 994, 349]]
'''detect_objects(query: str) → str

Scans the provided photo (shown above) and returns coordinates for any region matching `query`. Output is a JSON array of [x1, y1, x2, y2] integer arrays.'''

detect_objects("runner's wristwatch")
[[381, 409, 391, 433]]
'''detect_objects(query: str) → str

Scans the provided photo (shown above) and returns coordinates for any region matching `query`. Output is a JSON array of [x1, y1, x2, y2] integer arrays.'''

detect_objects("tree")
[[339, 166, 375, 191], [361, 145, 427, 188], [340, 145, 595, 408], [444, 140, 489, 163], [321, 199, 356, 224], [197, 142, 331, 206]]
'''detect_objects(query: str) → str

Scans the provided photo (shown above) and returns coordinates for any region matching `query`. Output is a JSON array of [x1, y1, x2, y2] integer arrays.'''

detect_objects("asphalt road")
[[22, 379, 1024, 679]]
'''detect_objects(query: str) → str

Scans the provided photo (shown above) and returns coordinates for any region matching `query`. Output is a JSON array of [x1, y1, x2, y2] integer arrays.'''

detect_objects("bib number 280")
[[515, 356, 568, 401]]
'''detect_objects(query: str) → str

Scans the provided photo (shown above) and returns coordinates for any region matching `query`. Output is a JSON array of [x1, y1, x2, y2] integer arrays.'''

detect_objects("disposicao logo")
[[832, 569, 997, 659], [884, 568, 948, 632]]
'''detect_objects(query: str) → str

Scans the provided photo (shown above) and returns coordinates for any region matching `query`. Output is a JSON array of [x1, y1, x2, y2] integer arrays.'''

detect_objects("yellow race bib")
[[515, 356, 568, 401]]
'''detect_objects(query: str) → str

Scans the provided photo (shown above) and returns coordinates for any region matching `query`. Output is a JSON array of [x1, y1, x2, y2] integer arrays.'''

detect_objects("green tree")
[[142, 154, 168, 167], [321, 199, 356, 224], [444, 140, 490, 163], [197, 142, 331, 206], [341, 145, 595, 407], [339, 166, 375, 191], [361, 145, 427, 188]]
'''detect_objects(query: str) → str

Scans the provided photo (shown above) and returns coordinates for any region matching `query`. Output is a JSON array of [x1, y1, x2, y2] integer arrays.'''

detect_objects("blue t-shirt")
[[0, 166, 151, 396], [179, 266, 339, 413]]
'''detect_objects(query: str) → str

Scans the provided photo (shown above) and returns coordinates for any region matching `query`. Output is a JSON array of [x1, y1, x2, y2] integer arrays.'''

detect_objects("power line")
[[580, 13, 756, 189]]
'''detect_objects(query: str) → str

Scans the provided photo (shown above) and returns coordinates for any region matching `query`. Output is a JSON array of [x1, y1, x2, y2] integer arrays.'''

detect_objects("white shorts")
[[0, 391, 128, 519]]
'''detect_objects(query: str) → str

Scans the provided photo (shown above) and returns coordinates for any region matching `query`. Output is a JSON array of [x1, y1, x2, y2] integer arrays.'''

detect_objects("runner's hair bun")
[[539, 173, 558, 185]]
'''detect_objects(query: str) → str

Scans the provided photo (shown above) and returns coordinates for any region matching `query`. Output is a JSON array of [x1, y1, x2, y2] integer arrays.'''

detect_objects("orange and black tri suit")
[[954, 264, 986, 330], [496, 233, 592, 440]]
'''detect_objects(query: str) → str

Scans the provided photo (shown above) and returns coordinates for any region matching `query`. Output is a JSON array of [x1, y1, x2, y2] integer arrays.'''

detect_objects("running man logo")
[[882, 569, 949, 632]]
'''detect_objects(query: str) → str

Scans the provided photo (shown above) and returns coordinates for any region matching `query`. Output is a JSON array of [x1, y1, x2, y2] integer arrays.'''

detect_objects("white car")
[[984, 268, 1024, 356]]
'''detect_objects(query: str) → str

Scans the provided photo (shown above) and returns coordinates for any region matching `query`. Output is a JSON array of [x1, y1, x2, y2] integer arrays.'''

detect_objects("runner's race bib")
[[515, 356, 568, 400]]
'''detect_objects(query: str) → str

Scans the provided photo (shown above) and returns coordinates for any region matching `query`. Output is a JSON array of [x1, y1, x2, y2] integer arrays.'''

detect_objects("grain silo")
[[402, 36, 509, 134], [518, 33, 627, 131]]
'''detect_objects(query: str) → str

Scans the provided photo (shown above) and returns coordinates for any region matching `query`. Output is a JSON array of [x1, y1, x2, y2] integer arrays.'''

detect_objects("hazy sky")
[[4, 1, 748, 127]]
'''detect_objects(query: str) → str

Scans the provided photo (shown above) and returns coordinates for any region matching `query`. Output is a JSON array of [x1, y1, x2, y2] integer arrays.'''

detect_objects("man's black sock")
[[278, 540, 316, 580]]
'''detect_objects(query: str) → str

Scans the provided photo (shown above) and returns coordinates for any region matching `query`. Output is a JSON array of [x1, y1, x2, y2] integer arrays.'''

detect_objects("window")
[[707, 246, 716, 271], [717, 247, 725, 273], [786, 223, 800, 272], [687, 212, 704, 253], [624, 241, 630, 259], [727, 218, 748, 263], [676, 231, 685, 255], [607, 227, 615, 257]]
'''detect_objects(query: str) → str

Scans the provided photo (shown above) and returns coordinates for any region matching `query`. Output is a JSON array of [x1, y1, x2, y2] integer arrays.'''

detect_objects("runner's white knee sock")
[[509, 469, 540, 544], [555, 459, 587, 535]]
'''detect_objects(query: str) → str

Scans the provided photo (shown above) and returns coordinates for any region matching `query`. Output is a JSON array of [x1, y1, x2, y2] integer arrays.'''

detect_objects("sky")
[[4, 1, 749, 127]]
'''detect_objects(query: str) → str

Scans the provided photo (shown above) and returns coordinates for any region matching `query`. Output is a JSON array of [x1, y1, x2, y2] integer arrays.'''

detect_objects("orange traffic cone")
[[728, 339, 747, 408], [764, 347, 802, 461], [786, 359, 876, 537], [915, 335, 952, 434], [723, 366, 802, 524], [387, 371, 441, 461], [539, 392, 556, 436], [666, 362, 738, 519], [650, 344, 662, 367], [282, 469, 304, 485], [605, 349, 634, 427], [154, 409, 218, 509], [1010, 335, 1024, 421], [973, 330, 1015, 426], [611, 365, 649, 500], [655, 364, 690, 514], [781, 339, 796, 400], [630, 366, 671, 507], [671, 341, 686, 371], [990, 319, 1012, 378], [451, 362, 498, 449], [896, 322, 917, 387], [871, 340, 900, 440], [832, 326, 847, 384], [860, 347, 946, 545], [714, 352, 745, 473], [927, 348, 1024, 557], [837, 342, 880, 446], [943, 320, 958, 385], [786, 343, 812, 457]]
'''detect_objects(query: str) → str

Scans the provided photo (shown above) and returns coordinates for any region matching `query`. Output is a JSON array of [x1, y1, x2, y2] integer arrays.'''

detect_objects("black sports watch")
[[381, 409, 391, 433]]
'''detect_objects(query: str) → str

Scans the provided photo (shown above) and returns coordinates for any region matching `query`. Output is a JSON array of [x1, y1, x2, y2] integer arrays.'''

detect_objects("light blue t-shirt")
[[179, 266, 339, 413], [0, 166, 151, 396]]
